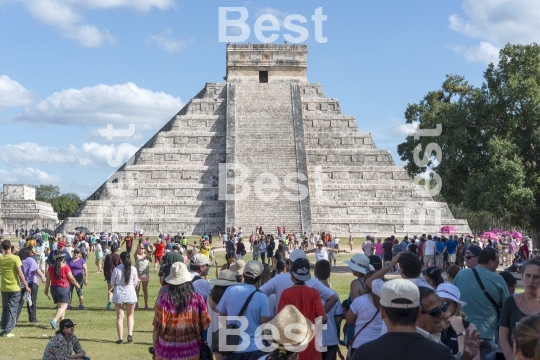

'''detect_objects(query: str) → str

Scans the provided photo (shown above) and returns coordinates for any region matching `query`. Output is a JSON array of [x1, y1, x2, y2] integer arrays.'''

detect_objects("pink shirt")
[[374, 243, 383, 255]]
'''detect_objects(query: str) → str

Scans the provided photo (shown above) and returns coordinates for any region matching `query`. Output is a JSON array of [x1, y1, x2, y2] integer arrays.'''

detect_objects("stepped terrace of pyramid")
[[56, 44, 471, 236]]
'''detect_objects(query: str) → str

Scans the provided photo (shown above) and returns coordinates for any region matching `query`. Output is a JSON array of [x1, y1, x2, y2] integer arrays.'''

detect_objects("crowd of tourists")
[[1, 228, 540, 360]]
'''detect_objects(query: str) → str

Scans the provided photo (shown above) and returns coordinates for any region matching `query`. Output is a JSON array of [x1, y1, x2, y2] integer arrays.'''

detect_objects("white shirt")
[[315, 248, 329, 262], [259, 272, 336, 306], [424, 240, 436, 255], [350, 294, 383, 348], [190, 271, 211, 301]]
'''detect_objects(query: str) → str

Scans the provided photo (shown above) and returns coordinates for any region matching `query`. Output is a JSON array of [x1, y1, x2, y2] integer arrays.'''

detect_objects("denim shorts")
[[51, 286, 70, 304]]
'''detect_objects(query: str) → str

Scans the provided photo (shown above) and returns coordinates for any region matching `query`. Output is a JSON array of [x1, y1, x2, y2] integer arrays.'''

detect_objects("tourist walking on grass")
[[1, 240, 32, 338], [111, 251, 138, 344], [42, 319, 89, 360], [67, 249, 88, 310], [499, 258, 540, 360], [17, 247, 46, 323], [94, 241, 103, 273], [152, 262, 211, 360], [135, 245, 150, 310], [104, 244, 121, 310], [45, 254, 81, 330]]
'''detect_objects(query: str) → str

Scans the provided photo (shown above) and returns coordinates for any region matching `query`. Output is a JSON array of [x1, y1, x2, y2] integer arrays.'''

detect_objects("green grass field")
[[0, 236, 363, 359]]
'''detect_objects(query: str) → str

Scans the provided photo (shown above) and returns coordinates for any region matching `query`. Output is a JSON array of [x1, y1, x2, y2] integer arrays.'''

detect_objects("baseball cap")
[[422, 266, 443, 283], [465, 245, 482, 257], [190, 254, 212, 266], [58, 241, 65, 248], [290, 258, 311, 281], [59, 319, 76, 329], [243, 260, 263, 278], [499, 271, 517, 285], [380, 279, 420, 308], [289, 249, 307, 262]]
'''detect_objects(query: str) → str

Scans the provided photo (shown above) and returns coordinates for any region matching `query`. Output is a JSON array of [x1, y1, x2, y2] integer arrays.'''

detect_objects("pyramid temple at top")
[[56, 44, 471, 236]]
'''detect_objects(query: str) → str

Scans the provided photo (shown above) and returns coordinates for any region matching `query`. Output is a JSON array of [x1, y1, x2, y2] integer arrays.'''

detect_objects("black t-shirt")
[[352, 332, 454, 360], [383, 241, 393, 254], [441, 320, 470, 354], [409, 243, 418, 254]]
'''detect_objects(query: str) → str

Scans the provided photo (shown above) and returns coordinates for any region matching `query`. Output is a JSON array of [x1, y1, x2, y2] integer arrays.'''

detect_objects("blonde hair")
[[513, 315, 540, 360]]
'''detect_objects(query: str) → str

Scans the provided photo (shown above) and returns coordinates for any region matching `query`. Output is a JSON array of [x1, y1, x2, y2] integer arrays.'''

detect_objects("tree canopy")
[[34, 185, 84, 220], [397, 43, 540, 240]]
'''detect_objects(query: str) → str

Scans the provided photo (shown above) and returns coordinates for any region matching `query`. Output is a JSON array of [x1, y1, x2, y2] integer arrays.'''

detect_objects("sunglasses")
[[422, 302, 448, 317], [465, 255, 477, 260]]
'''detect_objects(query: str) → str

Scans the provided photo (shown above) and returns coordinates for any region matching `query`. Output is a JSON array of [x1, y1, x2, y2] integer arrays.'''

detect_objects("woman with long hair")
[[500, 259, 540, 360], [135, 245, 151, 310], [152, 262, 211, 360], [44, 254, 81, 330], [512, 314, 540, 360], [42, 319, 88, 360], [208, 270, 239, 360], [437, 283, 479, 359], [111, 251, 138, 344], [104, 244, 121, 310], [67, 249, 88, 310]]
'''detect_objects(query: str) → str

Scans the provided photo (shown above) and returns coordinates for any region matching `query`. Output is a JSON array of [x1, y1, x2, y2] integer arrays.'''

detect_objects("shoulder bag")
[[471, 268, 502, 319], [211, 289, 259, 355]]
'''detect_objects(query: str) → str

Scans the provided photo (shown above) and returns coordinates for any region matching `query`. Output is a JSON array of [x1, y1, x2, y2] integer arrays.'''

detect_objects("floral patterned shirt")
[[42, 333, 84, 360]]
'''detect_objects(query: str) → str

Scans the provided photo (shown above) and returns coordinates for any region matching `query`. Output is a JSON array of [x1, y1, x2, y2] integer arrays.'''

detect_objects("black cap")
[[499, 271, 517, 285], [290, 258, 311, 281], [422, 266, 442, 282], [59, 319, 76, 329]]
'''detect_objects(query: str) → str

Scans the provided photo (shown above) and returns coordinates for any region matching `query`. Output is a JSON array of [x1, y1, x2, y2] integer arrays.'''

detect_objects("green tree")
[[50, 193, 84, 220], [35, 184, 60, 203], [397, 43, 540, 244]]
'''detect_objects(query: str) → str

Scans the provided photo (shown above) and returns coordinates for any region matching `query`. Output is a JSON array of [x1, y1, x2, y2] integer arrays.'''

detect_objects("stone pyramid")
[[56, 44, 470, 236]]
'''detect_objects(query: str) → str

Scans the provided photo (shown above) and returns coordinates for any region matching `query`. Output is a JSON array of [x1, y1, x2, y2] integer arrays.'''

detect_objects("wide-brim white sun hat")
[[436, 283, 467, 307], [344, 253, 374, 274], [164, 262, 194, 285]]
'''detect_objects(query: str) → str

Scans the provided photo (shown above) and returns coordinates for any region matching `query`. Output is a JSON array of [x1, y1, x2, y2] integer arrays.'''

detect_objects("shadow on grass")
[[77, 337, 153, 346]]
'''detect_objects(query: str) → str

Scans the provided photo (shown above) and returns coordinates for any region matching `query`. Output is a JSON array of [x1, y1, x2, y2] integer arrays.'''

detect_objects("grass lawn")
[[1, 236, 362, 359]]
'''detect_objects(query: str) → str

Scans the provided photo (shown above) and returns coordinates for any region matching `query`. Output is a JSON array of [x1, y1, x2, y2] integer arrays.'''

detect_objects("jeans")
[[17, 282, 39, 322], [1, 291, 22, 333], [480, 338, 498, 360]]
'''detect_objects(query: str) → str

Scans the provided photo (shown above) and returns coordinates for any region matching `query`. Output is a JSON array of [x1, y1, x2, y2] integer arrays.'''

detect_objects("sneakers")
[[115, 339, 123, 344], [50, 320, 57, 330], [78, 304, 84, 310], [127, 335, 133, 343], [106, 301, 112, 310], [67, 305, 72, 310], [3, 333, 15, 338]]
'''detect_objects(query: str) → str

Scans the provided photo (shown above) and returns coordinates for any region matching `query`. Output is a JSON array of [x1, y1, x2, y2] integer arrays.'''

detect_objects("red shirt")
[[124, 236, 133, 248], [278, 285, 325, 360], [154, 242, 165, 257], [48, 265, 71, 288]]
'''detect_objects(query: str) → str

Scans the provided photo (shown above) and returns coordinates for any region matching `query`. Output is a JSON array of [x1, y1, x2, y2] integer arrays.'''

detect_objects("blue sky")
[[1, 0, 538, 197]]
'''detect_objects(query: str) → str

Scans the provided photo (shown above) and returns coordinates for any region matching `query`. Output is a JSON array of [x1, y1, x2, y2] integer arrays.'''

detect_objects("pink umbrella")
[[512, 231, 523, 240], [464, 233, 474, 237], [502, 231, 512, 236], [440, 225, 458, 234], [480, 232, 499, 241], [491, 228, 502, 235]]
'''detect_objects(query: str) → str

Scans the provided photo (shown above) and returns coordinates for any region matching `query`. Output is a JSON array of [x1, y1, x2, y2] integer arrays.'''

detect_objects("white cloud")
[[449, 0, 540, 64], [0, 141, 139, 169], [14, 82, 184, 130], [0, 75, 34, 110], [148, 28, 187, 53], [0, 167, 61, 184], [391, 123, 419, 138], [20, 0, 175, 47]]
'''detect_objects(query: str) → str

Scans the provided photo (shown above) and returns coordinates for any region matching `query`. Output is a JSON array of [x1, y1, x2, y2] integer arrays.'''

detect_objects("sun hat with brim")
[[209, 270, 239, 286], [164, 262, 194, 285], [316, 240, 324, 246], [264, 305, 314, 350], [229, 260, 246, 276], [380, 279, 420, 308], [436, 283, 467, 307], [344, 254, 374, 274]]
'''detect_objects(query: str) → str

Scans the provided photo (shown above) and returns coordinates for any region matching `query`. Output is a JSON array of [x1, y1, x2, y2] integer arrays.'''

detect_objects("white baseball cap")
[[380, 279, 420, 308]]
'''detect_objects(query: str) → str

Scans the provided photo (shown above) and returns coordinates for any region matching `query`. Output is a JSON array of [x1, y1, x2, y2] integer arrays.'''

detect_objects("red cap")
[[58, 241, 66, 248]]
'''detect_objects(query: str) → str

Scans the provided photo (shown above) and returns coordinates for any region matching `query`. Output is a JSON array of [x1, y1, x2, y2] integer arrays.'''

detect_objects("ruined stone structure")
[[0, 184, 59, 233], [56, 44, 470, 236]]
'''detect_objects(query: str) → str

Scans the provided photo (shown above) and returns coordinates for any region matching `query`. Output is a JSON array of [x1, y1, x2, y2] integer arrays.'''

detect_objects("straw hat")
[[164, 262, 194, 285], [209, 270, 239, 286], [265, 305, 314, 350], [146, 243, 154, 253]]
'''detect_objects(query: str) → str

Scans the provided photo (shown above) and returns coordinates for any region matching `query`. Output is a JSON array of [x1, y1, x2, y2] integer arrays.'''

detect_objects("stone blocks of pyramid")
[[56, 44, 470, 236]]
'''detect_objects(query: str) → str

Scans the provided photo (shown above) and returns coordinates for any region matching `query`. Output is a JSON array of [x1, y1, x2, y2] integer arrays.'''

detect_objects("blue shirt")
[[445, 240, 457, 254], [435, 242, 446, 255], [217, 284, 270, 353]]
